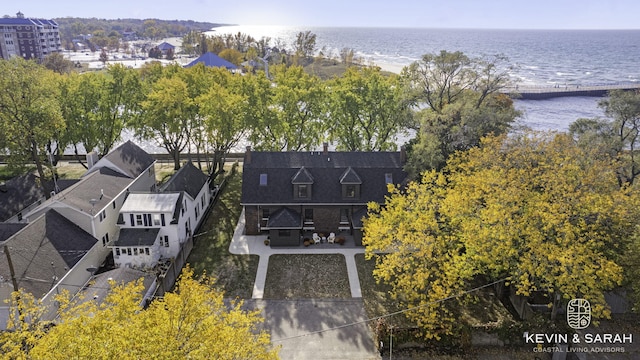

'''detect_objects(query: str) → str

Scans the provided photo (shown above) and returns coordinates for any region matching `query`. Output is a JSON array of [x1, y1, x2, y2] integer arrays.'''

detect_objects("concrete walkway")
[[229, 209, 365, 299]]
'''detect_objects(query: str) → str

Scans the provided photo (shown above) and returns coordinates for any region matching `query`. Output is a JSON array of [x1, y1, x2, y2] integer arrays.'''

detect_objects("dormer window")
[[292, 167, 313, 200], [298, 184, 309, 198], [340, 167, 362, 200]]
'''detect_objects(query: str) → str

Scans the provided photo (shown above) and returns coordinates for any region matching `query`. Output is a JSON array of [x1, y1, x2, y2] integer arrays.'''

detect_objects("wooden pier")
[[503, 83, 640, 100]]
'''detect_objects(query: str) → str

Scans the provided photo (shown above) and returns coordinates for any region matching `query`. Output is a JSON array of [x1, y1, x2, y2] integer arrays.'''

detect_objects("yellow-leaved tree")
[[363, 132, 640, 339], [1, 268, 279, 360]]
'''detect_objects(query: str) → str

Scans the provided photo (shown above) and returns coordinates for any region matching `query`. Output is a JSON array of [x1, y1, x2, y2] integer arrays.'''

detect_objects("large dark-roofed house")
[[241, 145, 407, 246]]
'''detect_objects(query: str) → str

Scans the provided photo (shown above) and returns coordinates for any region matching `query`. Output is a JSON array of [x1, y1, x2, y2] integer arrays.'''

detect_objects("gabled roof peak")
[[291, 166, 314, 184], [339, 167, 362, 184]]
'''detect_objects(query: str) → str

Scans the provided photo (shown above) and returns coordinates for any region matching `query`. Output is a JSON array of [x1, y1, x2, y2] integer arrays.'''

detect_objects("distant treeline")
[[54, 17, 231, 49]]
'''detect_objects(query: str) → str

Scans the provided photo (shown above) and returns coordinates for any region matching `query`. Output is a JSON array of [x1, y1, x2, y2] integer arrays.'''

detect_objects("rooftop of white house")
[[121, 193, 181, 213]]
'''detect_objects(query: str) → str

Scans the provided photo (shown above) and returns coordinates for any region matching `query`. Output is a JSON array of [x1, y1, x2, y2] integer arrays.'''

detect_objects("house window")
[[385, 173, 393, 184], [259, 173, 268, 186], [304, 209, 314, 224], [161, 214, 165, 226], [115, 248, 120, 256], [345, 185, 356, 198], [195, 206, 199, 220], [163, 236, 169, 247], [201, 195, 205, 208], [133, 248, 138, 256], [145, 248, 150, 255], [101, 233, 109, 246], [136, 214, 143, 226], [153, 214, 161, 226], [298, 184, 308, 198], [112, 201, 116, 209], [278, 230, 291, 237], [99, 209, 106, 222], [127, 248, 132, 256], [340, 208, 350, 224]]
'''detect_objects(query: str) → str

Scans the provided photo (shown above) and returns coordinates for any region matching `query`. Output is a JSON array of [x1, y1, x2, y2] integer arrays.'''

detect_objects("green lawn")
[[185, 168, 259, 299], [264, 254, 350, 299]]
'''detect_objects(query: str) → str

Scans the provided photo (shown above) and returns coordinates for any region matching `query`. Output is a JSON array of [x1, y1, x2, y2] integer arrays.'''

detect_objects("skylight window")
[[259, 173, 268, 186]]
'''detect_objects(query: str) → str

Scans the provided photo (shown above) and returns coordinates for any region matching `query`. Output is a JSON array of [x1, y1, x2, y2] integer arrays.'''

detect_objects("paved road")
[[245, 299, 381, 360]]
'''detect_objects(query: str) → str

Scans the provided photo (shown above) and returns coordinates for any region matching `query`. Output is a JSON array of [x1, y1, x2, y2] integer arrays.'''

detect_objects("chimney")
[[323, 142, 328, 156], [400, 146, 406, 164], [245, 146, 251, 164], [86, 151, 99, 169]]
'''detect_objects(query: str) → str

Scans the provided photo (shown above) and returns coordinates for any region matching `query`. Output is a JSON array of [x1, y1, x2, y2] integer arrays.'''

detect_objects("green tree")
[[99, 48, 108, 64], [219, 48, 243, 65], [599, 90, 640, 185], [569, 90, 640, 185], [165, 47, 175, 60], [138, 74, 193, 170], [402, 51, 518, 177], [250, 65, 326, 151], [41, 52, 74, 74], [327, 67, 412, 151], [94, 64, 142, 156], [293, 30, 316, 59], [364, 132, 640, 339], [2, 269, 279, 359], [0, 57, 65, 190], [198, 68, 253, 181]]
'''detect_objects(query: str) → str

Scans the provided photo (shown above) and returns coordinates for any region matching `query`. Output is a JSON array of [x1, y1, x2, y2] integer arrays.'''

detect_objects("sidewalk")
[[229, 209, 365, 299]]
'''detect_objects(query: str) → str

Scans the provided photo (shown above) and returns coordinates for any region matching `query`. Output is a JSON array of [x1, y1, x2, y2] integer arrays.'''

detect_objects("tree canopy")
[[363, 132, 640, 339], [571, 89, 640, 186], [402, 51, 518, 178], [1, 269, 279, 359]]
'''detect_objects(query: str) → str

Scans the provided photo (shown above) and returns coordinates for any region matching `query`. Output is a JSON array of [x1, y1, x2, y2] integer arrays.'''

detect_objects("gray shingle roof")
[[160, 162, 208, 199], [0, 173, 78, 221], [241, 151, 407, 205], [0, 223, 27, 242], [0, 209, 97, 299], [267, 207, 302, 228], [77, 267, 155, 307], [115, 228, 160, 247], [85, 141, 154, 179]]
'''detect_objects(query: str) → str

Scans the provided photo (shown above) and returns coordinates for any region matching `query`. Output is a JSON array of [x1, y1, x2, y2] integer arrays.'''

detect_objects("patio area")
[[290, 230, 360, 248]]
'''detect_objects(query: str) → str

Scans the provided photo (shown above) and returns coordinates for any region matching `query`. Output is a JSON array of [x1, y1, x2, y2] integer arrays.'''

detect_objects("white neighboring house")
[[113, 162, 211, 269], [24, 141, 156, 260]]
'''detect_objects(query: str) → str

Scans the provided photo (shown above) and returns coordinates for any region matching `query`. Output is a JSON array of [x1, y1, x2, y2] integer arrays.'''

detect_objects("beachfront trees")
[[599, 90, 640, 185], [293, 31, 317, 59], [569, 90, 640, 185], [363, 132, 640, 339], [250, 65, 327, 151], [402, 51, 518, 178], [2, 269, 279, 359], [0, 57, 65, 190], [327, 67, 412, 151]]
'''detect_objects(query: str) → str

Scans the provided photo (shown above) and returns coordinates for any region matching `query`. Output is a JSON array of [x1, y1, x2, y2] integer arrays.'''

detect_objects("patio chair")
[[313, 233, 321, 244], [327, 232, 335, 244]]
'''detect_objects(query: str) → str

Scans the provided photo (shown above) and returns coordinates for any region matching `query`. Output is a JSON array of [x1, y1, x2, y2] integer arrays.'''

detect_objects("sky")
[[6, 0, 640, 29]]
